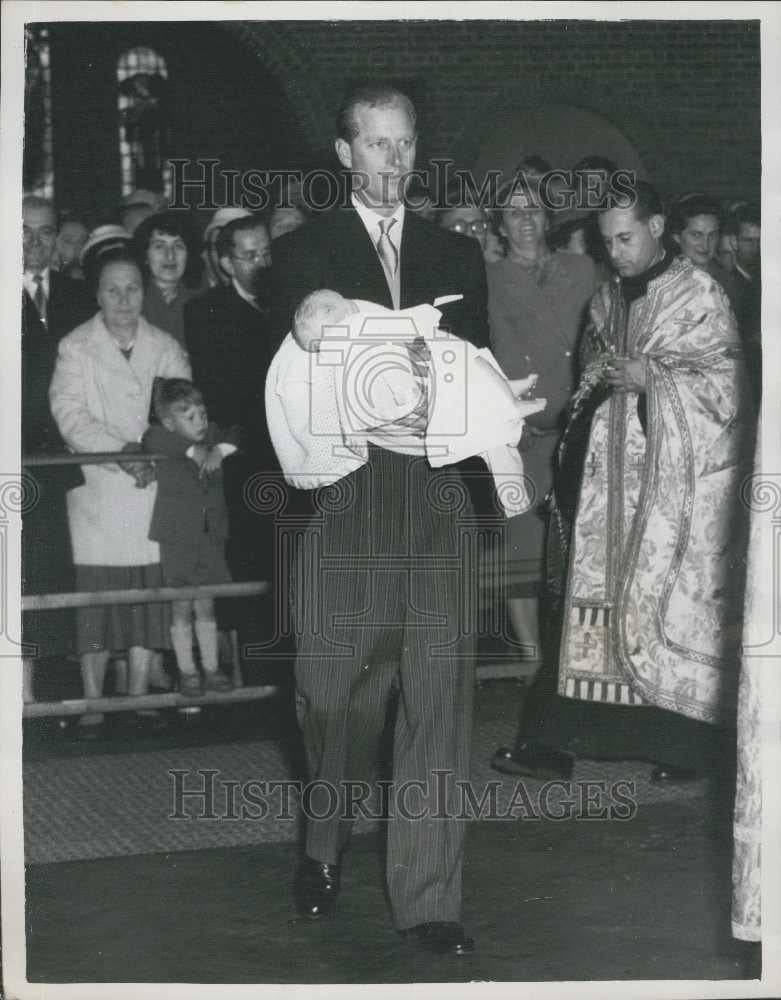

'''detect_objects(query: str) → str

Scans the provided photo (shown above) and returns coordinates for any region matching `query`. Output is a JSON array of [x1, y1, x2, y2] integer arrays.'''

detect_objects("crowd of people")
[[22, 191, 287, 730], [22, 81, 760, 956]]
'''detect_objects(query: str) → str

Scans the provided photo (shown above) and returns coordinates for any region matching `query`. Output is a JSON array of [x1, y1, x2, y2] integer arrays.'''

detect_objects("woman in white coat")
[[50, 250, 191, 728]]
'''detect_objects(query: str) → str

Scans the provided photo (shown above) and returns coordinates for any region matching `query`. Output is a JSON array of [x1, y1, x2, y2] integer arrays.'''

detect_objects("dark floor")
[[24, 799, 752, 985], [21, 676, 760, 985]]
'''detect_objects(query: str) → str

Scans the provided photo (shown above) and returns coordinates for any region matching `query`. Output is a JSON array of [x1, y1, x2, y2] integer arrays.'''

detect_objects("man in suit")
[[270, 84, 488, 956], [185, 216, 273, 438], [22, 196, 94, 703], [184, 216, 276, 643], [725, 203, 761, 397]]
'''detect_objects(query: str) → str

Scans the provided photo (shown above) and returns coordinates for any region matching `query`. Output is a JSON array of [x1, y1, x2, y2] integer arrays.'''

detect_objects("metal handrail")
[[23, 686, 279, 718], [23, 581, 269, 612], [23, 452, 169, 466], [21, 449, 280, 717]]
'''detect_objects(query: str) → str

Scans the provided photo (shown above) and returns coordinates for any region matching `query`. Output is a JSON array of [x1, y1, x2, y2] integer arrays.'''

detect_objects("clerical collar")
[[620, 251, 674, 305]]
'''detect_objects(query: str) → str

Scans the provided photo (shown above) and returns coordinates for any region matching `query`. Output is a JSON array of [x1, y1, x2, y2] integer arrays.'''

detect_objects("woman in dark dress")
[[486, 165, 598, 680]]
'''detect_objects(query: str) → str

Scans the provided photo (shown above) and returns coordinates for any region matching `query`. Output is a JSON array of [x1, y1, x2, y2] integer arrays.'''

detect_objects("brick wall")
[[229, 18, 761, 205], [41, 18, 761, 215]]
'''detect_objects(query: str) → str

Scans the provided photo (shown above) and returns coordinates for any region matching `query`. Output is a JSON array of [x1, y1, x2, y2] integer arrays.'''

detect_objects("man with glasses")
[[439, 201, 503, 262], [185, 216, 277, 591], [200, 207, 253, 289]]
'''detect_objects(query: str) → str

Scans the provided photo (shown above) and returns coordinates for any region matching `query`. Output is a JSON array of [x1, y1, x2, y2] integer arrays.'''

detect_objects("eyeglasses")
[[447, 220, 489, 236], [230, 251, 271, 265]]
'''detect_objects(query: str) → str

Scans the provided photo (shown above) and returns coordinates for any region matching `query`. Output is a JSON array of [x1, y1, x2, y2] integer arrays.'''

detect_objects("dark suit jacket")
[[487, 252, 598, 431], [22, 271, 94, 458], [184, 283, 273, 460], [22, 271, 93, 621], [143, 423, 234, 546], [270, 207, 489, 349]]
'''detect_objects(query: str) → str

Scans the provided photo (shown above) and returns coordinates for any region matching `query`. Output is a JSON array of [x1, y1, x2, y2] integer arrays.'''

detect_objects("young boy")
[[143, 378, 238, 696]]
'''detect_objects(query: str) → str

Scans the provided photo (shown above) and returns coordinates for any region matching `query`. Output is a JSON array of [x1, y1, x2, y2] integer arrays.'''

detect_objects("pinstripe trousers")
[[291, 445, 476, 929]]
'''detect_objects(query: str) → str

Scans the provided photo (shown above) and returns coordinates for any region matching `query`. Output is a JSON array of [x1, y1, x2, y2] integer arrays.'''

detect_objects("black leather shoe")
[[401, 921, 474, 956], [491, 742, 574, 781], [294, 855, 341, 919], [650, 764, 699, 784]]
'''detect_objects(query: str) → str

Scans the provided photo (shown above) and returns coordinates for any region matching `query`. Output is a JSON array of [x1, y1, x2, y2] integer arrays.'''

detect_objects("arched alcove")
[[473, 104, 648, 181]]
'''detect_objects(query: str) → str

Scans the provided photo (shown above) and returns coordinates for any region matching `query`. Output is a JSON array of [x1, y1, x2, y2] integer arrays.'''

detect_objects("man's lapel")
[[330, 207, 394, 309], [399, 211, 429, 309], [47, 270, 72, 330]]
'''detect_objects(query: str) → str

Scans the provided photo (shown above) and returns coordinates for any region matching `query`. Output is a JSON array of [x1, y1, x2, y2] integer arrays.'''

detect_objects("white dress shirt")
[[351, 194, 405, 250], [23, 266, 51, 302], [351, 194, 404, 307]]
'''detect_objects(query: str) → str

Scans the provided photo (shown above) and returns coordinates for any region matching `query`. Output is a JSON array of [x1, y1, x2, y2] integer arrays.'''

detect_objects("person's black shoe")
[[294, 855, 341, 919], [401, 921, 474, 956], [650, 764, 700, 784], [491, 742, 574, 781]]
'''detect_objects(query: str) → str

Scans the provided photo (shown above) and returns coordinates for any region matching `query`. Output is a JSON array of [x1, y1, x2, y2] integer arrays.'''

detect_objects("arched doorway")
[[473, 103, 647, 181]]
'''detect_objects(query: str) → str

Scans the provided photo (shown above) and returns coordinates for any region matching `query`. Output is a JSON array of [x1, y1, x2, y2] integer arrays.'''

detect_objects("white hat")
[[79, 224, 133, 265], [204, 207, 253, 241]]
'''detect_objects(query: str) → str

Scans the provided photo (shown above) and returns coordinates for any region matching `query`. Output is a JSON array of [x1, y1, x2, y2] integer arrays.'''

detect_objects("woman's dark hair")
[[667, 192, 723, 237], [132, 210, 201, 287], [489, 157, 553, 253]]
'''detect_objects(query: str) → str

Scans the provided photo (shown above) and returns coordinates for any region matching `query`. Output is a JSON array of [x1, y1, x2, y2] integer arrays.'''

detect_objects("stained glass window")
[[117, 47, 172, 199], [24, 26, 54, 199]]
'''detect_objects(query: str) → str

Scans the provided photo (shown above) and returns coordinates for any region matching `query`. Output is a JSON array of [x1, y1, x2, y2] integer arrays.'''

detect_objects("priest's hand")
[[603, 355, 647, 392]]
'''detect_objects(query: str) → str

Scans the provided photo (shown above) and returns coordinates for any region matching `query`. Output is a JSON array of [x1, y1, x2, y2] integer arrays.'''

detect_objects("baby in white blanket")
[[266, 290, 546, 516]]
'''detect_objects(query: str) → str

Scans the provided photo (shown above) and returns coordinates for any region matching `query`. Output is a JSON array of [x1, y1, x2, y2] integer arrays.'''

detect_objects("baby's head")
[[153, 378, 208, 444], [293, 289, 357, 353]]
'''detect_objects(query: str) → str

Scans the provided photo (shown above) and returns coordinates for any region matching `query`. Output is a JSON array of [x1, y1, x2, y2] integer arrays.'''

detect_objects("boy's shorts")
[[159, 537, 232, 588]]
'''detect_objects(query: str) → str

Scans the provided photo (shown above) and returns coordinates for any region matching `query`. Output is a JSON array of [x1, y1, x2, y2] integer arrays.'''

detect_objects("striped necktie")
[[376, 218, 399, 278], [401, 336, 431, 436], [33, 273, 47, 326]]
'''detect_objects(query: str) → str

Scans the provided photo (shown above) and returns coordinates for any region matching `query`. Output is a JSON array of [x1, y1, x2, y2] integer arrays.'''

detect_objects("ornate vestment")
[[557, 257, 752, 724]]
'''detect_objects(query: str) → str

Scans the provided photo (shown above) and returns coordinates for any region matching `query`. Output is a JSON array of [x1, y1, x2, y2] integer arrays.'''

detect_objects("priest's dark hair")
[[604, 179, 663, 222]]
